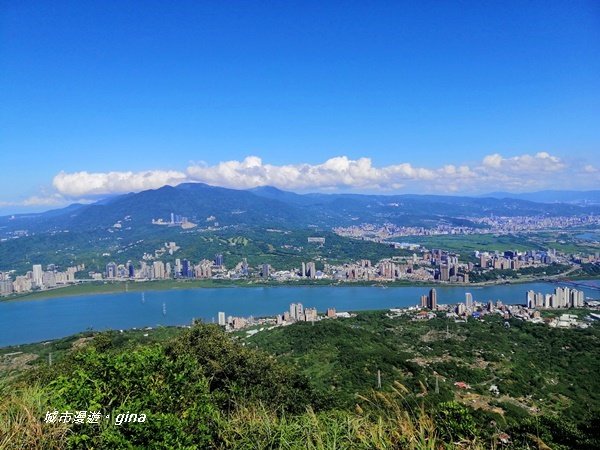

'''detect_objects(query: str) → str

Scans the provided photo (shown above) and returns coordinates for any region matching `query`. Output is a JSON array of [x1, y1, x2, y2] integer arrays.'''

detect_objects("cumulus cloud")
[[53, 170, 187, 197], [185, 156, 438, 190], [481, 152, 565, 173], [43, 152, 598, 199]]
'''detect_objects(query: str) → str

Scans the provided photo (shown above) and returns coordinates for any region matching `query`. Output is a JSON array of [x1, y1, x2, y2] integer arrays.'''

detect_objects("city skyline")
[[2, 1, 599, 212]]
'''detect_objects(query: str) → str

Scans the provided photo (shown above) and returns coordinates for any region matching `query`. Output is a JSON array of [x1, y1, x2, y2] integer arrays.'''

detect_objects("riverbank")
[[3, 272, 600, 303], [1, 278, 438, 302]]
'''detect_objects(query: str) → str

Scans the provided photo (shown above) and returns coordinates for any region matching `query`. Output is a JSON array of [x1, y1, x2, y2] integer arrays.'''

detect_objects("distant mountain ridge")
[[1, 184, 599, 235], [483, 190, 600, 205]]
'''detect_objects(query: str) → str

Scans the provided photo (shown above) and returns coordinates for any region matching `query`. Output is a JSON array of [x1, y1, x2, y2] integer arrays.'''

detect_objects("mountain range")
[[1, 184, 599, 235], [483, 190, 600, 205]]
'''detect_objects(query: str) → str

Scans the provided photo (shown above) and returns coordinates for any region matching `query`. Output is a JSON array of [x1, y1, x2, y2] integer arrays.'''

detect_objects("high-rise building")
[[42, 271, 57, 288], [534, 292, 544, 308], [306, 262, 317, 279], [152, 261, 165, 279], [465, 292, 473, 310], [428, 288, 437, 310], [576, 290, 584, 307], [261, 264, 270, 279], [214, 254, 224, 267], [304, 307, 318, 322], [440, 265, 450, 282], [127, 261, 135, 278], [526, 290, 535, 308], [218, 311, 226, 326], [420, 294, 428, 309], [290, 303, 304, 321], [105, 262, 117, 279], [0, 280, 14, 295], [32, 264, 43, 288]]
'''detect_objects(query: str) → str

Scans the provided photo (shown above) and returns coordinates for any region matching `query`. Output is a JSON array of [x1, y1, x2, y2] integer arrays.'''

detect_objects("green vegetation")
[[580, 263, 600, 277], [247, 312, 600, 449], [401, 232, 599, 261], [399, 234, 543, 255], [2, 312, 600, 448], [468, 263, 572, 283], [0, 227, 408, 275]]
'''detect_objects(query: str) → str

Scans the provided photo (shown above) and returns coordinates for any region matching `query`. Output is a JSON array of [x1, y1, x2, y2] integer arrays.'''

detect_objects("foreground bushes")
[[0, 323, 579, 449]]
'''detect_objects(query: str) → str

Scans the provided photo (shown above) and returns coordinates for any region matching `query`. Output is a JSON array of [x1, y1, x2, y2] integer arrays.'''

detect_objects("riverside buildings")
[[526, 287, 585, 309]]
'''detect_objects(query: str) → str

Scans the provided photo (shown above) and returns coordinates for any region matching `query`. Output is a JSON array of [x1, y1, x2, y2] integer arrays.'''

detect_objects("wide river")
[[1, 280, 599, 347]]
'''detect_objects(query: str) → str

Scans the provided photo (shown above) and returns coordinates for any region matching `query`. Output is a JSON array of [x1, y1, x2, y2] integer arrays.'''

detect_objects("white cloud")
[[481, 152, 565, 173], [40, 152, 598, 199], [185, 156, 437, 190], [22, 194, 65, 207], [52, 170, 187, 197]]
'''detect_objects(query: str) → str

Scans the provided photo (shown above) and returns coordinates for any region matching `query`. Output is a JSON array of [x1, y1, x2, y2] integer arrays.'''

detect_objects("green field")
[[399, 233, 543, 255], [400, 232, 600, 257]]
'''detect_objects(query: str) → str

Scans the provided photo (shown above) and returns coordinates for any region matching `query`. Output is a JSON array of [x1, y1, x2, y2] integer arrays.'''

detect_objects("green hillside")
[[2, 311, 599, 449]]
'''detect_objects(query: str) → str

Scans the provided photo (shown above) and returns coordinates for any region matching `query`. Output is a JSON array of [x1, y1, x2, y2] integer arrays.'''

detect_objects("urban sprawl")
[[1, 235, 599, 297]]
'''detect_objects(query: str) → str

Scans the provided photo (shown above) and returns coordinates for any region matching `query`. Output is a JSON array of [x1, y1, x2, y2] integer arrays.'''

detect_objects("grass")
[[215, 389, 460, 450], [0, 383, 70, 450]]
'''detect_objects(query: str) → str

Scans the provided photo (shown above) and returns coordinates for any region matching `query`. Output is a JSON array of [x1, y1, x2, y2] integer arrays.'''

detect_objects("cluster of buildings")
[[217, 303, 350, 333], [333, 223, 481, 240], [0, 264, 84, 295], [151, 213, 197, 229], [526, 286, 585, 309], [420, 289, 438, 310], [477, 249, 559, 271], [333, 215, 600, 241], [100, 253, 232, 281], [323, 250, 470, 284], [99, 254, 312, 283], [0, 230, 594, 298], [472, 214, 600, 233], [414, 285, 593, 329]]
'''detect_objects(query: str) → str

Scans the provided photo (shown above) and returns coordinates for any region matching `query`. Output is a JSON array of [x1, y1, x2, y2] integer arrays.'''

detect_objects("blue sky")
[[1, 1, 599, 213]]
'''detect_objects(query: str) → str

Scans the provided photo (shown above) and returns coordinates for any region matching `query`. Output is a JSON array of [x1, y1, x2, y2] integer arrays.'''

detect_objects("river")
[[1, 280, 599, 346]]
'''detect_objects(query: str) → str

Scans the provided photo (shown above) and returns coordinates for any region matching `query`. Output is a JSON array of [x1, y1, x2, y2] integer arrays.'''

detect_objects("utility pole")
[[435, 375, 439, 394], [377, 370, 382, 389]]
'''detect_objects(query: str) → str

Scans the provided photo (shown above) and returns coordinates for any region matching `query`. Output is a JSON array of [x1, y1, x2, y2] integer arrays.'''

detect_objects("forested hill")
[[2, 183, 599, 234]]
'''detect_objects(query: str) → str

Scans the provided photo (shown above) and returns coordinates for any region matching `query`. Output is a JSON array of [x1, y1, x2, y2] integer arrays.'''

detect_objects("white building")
[[32, 264, 43, 288]]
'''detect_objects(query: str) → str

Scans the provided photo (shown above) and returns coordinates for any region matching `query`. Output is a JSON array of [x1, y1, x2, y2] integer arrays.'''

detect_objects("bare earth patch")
[[0, 352, 38, 372], [420, 330, 467, 343]]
